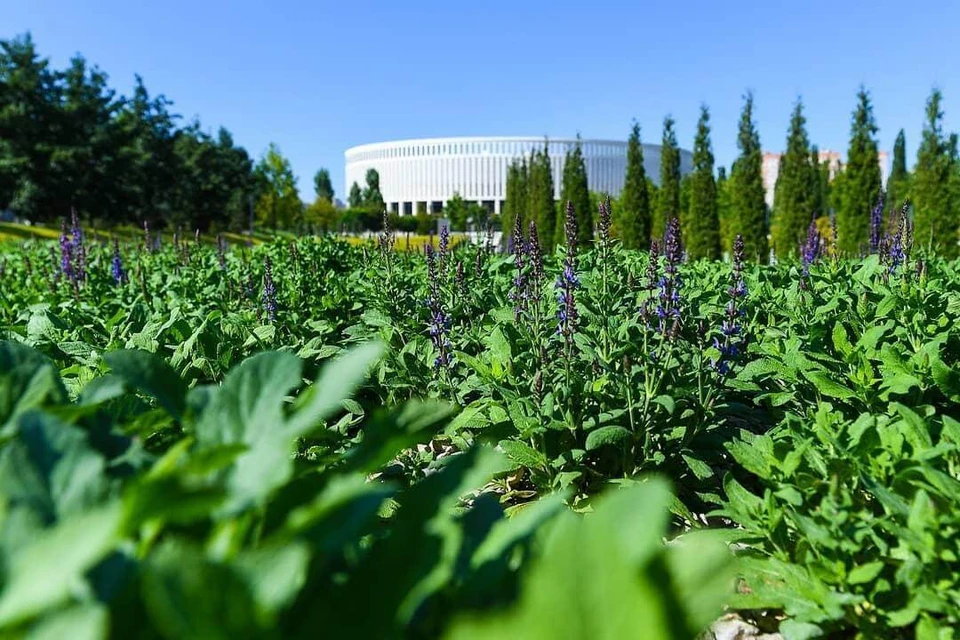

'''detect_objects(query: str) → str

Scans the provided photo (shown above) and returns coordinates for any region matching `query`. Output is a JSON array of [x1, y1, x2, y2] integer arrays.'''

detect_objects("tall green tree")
[[616, 121, 651, 248], [717, 167, 734, 254], [683, 105, 720, 260], [502, 158, 528, 247], [348, 182, 363, 208], [729, 92, 769, 261], [772, 100, 818, 258], [0, 33, 63, 220], [255, 143, 301, 230], [557, 135, 591, 246], [913, 89, 958, 257], [836, 88, 882, 254], [654, 116, 681, 240], [527, 143, 555, 250], [313, 168, 334, 202], [362, 168, 384, 212], [887, 129, 909, 214]]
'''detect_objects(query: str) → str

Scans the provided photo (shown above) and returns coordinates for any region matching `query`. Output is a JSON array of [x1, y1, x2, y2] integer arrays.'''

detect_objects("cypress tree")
[[654, 116, 681, 240], [717, 167, 733, 254], [528, 143, 556, 251], [502, 159, 528, 249], [771, 100, 818, 258], [887, 129, 909, 214], [683, 105, 720, 259], [558, 136, 591, 246], [810, 147, 825, 219], [914, 89, 957, 257], [729, 92, 769, 261], [836, 88, 882, 254], [617, 121, 651, 248]]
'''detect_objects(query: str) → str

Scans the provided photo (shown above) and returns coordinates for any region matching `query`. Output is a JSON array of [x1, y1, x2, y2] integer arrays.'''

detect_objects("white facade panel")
[[344, 137, 694, 214]]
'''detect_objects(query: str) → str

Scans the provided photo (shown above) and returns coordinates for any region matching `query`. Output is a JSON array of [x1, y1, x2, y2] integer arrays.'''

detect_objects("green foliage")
[[914, 89, 959, 258], [362, 168, 385, 213], [527, 144, 555, 251], [836, 88, 882, 254], [772, 100, 818, 258], [616, 122, 651, 249], [717, 167, 734, 255], [0, 340, 732, 638], [0, 34, 256, 231], [254, 143, 302, 231], [501, 159, 527, 247], [558, 136, 592, 246], [303, 197, 339, 233], [655, 116, 682, 240], [313, 168, 334, 202], [683, 106, 720, 260], [2, 201, 960, 639], [887, 129, 910, 216], [348, 182, 363, 208], [730, 92, 770, 262]]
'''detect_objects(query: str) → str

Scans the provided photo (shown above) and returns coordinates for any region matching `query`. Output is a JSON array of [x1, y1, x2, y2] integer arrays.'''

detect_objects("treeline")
[[0, 34, 353, 234], [0, 34, 262, 231], [502, 88, 960, 259]]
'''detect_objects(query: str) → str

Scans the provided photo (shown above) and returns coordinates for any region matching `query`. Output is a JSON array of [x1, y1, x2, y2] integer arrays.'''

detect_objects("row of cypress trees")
[[502, 88, 960, 260]]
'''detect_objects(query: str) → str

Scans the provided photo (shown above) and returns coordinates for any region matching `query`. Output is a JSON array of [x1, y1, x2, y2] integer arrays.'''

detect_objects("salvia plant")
[[0, 205, 957, 639]]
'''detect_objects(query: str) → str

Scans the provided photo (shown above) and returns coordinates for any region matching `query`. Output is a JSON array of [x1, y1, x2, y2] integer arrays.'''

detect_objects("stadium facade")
[[344, 136, 693, 215]]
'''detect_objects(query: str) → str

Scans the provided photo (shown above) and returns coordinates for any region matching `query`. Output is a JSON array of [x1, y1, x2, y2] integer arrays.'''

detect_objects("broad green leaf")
[[0, 503, 122, 626], [498, 440, 548, 470], [804, 371, 856, 400], [26, 604, 108, 640], [0, 341, 67, 436], [847, 561, 885, 584], [105, 349, 187, 419], [585, 425, 631, 451]]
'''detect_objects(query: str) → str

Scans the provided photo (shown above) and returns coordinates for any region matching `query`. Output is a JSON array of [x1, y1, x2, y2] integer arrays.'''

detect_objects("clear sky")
[[3, 0, 957, 199]]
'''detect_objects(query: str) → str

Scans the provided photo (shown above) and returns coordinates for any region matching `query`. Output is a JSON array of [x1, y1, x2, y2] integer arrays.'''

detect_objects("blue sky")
[[3, 0, 957, 199]]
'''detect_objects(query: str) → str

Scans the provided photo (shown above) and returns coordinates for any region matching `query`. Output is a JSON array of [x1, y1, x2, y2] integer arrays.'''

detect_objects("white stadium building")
[[344, 136, 694, 216]]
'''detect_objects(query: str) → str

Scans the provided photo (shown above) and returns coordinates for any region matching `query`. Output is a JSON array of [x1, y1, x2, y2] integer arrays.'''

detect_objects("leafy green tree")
[[729, 92, 769, 261], [887, 129, 910, 215], [835, 88, 882, 254], [444, 192, 469, 231], [913, 89, 958, 257], [348, 182, 363, 208], [527, 144, 555, 250], [558, 135, 591, 246], [362, 168, 385, 212], [502, 159, 528, 247], [683, 105, 720, 260], [313, 168, 334, 202], [616, 121, 651, 248], [255, 143, 301, 230], [655, 116, 681, 240], [0, 34, 63, 220], [772, 100, 818, 258]]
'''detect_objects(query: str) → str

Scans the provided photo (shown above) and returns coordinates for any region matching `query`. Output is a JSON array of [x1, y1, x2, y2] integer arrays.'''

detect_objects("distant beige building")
[[761, 150, 889, 210]]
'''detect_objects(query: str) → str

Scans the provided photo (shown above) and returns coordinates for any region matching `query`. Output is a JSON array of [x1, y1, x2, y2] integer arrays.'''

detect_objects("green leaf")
[[681, 454, 714, 480], [141, 542, 263, 638], [105, 349, 187, 419], [779, 619, 824, 640], [0, 411, 108, 522], [286, 341, 383, 435], [0, 503, 122, 626], [585, 425, 631, 451], [831, 323, 853, 359], [847, 561, 885, 584], [26, 604, 108, 640], [498, 440, 548, 470], [0, 341, 67, 436], [804, 371, 856, 399]]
